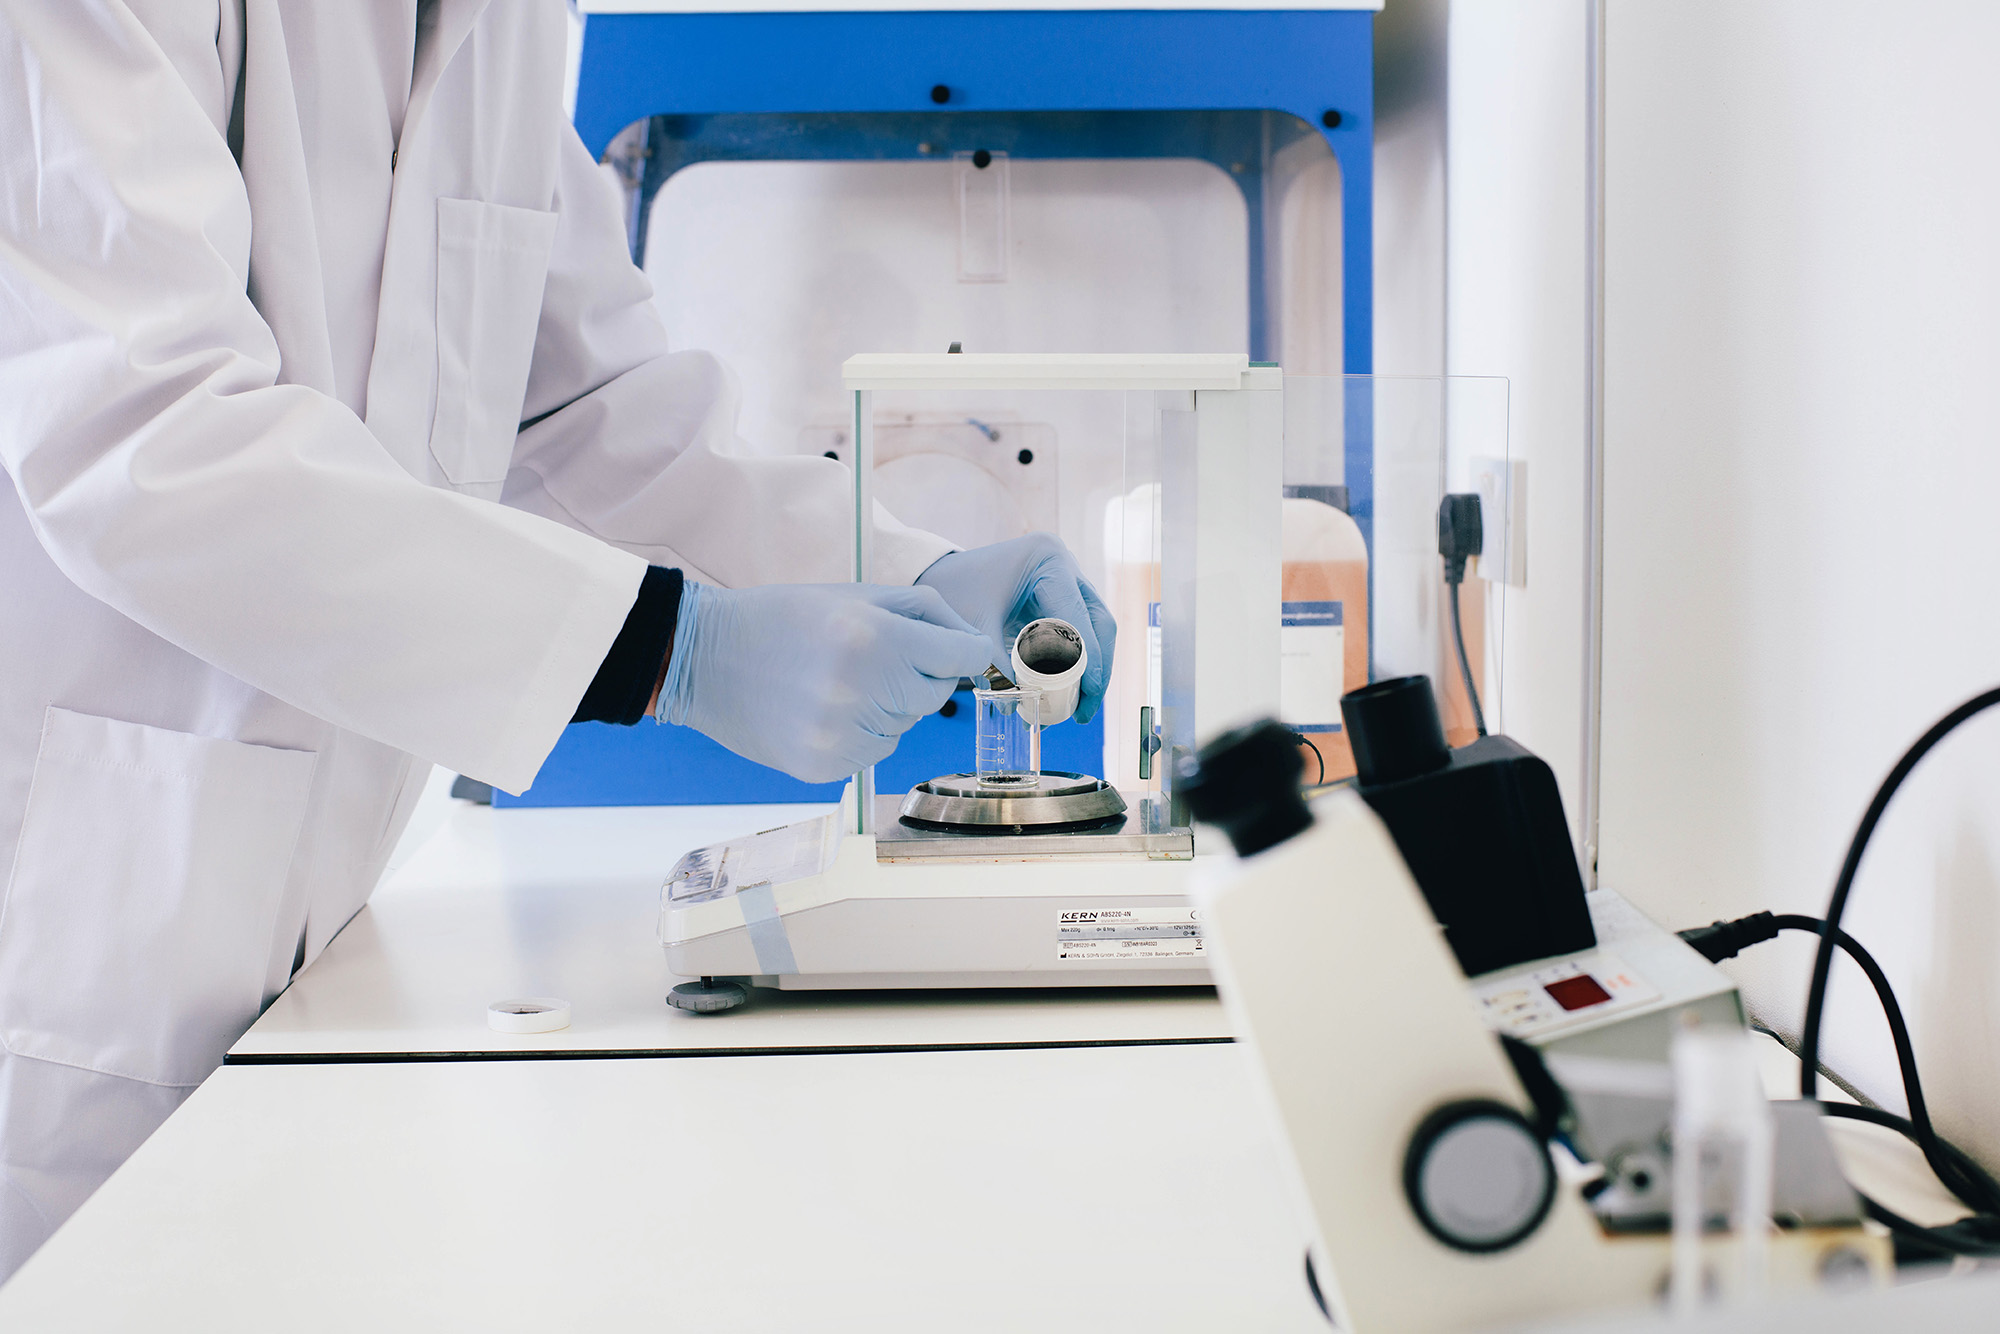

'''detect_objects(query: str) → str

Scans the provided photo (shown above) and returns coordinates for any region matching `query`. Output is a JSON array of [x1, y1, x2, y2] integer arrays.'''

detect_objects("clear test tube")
[[974, 687, 1043, 787], [1670, 1025, 1774, 1313]]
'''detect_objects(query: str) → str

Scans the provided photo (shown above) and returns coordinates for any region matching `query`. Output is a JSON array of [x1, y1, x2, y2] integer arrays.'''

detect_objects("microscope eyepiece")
[[1178, 719, 1312, 858]]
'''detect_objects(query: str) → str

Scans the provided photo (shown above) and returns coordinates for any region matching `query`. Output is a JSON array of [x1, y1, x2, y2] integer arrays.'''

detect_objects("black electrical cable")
[[1800, 686, 2000, 1108], [1772, 920, 1936, 1166], [1814, 1103, 2000, 1257], [1692, 915, 1924, 1133], [1447, 588, 1487, 738], [1436, 493, 1488, 738], [1712, 684, 2000, 1258], [1687, 912, 1962, 1193], [1771, 917, 1994, 1210], [1825, 1086, 2000, 1259], [1294, 732, 1326, 786], [1691, 910, 2000, 1255]]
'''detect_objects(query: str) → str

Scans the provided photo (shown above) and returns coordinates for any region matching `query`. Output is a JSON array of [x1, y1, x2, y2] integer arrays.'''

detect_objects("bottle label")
[[1280, 600, 1343, 733]]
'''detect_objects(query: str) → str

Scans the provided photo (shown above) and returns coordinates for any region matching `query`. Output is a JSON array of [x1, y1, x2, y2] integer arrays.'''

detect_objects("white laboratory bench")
[[17, 797, 1979, 1331], [231, 800, 1231, 1062], [0, 1043, 1328, 1333]]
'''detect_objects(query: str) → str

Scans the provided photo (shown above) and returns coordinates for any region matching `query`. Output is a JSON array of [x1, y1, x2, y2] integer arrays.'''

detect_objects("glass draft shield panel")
[[842, 367, 1510, 828], [1341, 374, 1512, 749], [1102, 374, 1511, 794]]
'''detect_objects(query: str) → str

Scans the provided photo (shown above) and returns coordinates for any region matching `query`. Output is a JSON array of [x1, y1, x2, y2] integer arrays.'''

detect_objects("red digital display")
[[1544, 974, 1613, 1012]]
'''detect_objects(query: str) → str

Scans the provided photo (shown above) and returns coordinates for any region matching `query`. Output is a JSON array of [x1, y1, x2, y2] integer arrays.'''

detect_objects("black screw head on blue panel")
[[972, 149, 992, 169], [931, 84, 951, 104], [1322, 109, 1343, 129]]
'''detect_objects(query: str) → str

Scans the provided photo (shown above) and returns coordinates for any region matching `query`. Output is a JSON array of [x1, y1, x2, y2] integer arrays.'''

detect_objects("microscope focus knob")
[[1402, 1099, 1557, 1253]]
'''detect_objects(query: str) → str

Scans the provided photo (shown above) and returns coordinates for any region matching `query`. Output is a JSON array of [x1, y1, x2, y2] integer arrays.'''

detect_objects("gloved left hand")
[[914, 533, 1116, 724], [656, 581, 995, 782]]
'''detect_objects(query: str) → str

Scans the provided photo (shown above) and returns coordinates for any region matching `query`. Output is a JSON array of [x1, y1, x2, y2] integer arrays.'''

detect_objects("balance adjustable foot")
[[667, 977, 747, 1014]]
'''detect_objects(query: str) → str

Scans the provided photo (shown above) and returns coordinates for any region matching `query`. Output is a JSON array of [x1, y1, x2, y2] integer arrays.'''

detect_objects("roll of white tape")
[[488, 998, 572, 1034], [1011, 617, 1086, 725]]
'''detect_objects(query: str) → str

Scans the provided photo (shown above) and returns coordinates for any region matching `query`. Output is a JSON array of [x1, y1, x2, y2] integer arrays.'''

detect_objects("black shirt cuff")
[[572, 566, 682, 726]]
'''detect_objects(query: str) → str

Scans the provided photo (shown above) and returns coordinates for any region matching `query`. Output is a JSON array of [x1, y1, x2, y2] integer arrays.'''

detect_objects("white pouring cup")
[[1010, 617, 1087, 726]]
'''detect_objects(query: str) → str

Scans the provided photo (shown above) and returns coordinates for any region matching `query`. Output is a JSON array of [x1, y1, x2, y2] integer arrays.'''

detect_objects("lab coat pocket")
[[430, 197, 560, 487], [0, 709, 317, 1087]]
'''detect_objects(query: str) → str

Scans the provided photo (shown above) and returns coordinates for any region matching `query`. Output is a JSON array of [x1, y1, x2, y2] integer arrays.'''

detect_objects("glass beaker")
[[974, 687, 1043, 788]]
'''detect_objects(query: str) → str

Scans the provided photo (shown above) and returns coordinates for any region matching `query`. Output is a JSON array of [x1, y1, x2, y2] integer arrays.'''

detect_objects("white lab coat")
[[0, 0, 949, 1272]]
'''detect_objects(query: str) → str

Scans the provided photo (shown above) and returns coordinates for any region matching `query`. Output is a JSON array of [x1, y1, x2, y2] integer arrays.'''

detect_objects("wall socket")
[[1471, 456, 1527, 588]]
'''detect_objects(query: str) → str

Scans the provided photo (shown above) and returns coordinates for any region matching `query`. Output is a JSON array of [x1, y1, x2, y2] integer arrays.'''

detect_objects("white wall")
[[1595, 0, 2000, 1162], [1446, 0, 1593, 844]]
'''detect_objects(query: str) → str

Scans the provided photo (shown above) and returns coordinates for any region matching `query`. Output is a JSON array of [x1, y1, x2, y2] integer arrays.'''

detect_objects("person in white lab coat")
[[0, 0, 1113, 1275]]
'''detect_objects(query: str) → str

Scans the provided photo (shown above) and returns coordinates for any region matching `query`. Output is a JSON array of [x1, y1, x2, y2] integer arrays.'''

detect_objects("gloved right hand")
[[656, 581, 994, 783]]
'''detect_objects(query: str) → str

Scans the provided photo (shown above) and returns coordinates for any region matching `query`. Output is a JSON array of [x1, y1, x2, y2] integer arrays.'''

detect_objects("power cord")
[[1799, 687, 2000, 1102], [1679, 688, 2000, 1258], [1292, 731, 1327, 786], [1819, 1104, 2000, 1257], [1800, 685, 2000, 1256], [1437, 494, 1487, 737], [1682, 912, 2000, 1255], [1684, 914, 1926, 1140]]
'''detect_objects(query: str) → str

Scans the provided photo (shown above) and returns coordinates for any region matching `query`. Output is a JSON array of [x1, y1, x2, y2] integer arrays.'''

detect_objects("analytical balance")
[[659, 352, 1284, 1002]]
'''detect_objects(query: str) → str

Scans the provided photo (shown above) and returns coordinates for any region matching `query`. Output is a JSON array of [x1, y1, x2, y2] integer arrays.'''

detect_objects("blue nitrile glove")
[[914, 533, 1117, 724], [657, 581, 993, 783]]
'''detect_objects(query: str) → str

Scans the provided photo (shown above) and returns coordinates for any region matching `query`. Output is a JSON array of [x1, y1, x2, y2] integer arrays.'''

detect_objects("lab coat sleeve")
[[502, 128, 955, 589], [0, 6, 643, 794]]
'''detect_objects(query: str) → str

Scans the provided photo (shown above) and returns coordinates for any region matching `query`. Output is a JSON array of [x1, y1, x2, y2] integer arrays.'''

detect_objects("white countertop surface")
[[15, 794, 1982, 1330], [232, 801, 1231, 1060], [0, 1043, 1326, 1333]]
